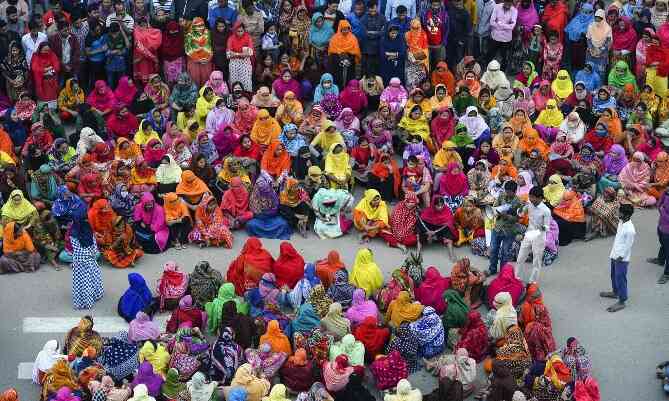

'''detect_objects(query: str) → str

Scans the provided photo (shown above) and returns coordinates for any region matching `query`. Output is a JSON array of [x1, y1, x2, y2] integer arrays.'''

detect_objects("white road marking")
[[17, 362, 34, 380], [22, 315, 169, 333]]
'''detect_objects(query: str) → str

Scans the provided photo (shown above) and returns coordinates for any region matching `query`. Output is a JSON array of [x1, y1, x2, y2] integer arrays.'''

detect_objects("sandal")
[[606, 302, 626, 312], [658, 275, 669, 284]]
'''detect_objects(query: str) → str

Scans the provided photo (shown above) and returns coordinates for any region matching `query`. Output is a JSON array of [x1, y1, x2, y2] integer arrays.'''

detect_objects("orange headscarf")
[[655, 151, 669, 184], [431, 61, 455, 95], [259, 320, 292, 354], [518, 127, 550, 159], [194, 194, 224, 226], [552, 190, 585, 222], [250, 109, 281, 146], [315, 250, 346, 287], [163, 192, 190, 222], [176, 170, 210, 197], [597, 107, 624, 144], [519, 283, 543, 327], [115, 137, 141, 160], [2, 222, 35, 253], [261, 141, 291, 177], [327, 20, 361, 62], [87, 199, 116, 233], [405, 18, 429, 69], [491, 161, 518, 179]]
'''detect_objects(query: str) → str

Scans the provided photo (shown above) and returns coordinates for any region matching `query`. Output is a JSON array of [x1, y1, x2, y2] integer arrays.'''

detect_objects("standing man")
[[488, 180, 522, 275], [105, 0, 134, 33], [600, 204, 635, 312], [421, 0, 448, 70], [21, 19, 47, 65], [49, 21, 80, 81], [446, 0, 471, 69], [474, 0, 494, 58], [516, 186, 551, 283], [486, 0, 516, 70], [361, 0, 386, 75]]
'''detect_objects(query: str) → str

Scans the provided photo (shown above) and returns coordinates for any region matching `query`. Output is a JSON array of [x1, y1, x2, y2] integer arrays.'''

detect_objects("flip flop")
[[607, 303, 626, 312]]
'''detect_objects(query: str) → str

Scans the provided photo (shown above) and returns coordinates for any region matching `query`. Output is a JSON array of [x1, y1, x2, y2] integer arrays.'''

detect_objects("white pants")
[[515, 231, 546, 283]]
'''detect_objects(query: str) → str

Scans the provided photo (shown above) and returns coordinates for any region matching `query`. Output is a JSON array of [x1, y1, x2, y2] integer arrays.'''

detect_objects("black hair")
[[215, 98, 225, 107], [504, 180, 518, 192], [203, 86, 214, 96], [529, 186, 543, 198], [396, 5, 407, 13], [619, 203, 634, 217], [6, 5, 16, 14], [28, 19, 40, 30], [368, 0, 378, 6], [108, 21, 120, 32], [407, 155, 418, 164]]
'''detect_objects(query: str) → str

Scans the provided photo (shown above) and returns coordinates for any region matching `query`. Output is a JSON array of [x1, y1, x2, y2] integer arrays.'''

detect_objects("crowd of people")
[[19, 251, 600, 401], [3, 0, 669, 397]]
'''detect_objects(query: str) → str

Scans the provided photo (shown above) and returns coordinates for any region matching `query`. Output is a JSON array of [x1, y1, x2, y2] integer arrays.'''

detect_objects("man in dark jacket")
[[446, 0, 471, 70], [360, 0, 386, 74], [48, 20, 81, 79]]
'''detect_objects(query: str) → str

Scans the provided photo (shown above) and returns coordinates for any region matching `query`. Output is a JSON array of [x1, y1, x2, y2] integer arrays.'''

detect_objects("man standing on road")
[[515, 186, 551, 283], [600, 204, 635, 312], [488, 180, 522, 275]]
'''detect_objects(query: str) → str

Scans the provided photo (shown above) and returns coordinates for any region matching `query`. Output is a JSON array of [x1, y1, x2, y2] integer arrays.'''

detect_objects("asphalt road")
[[0, 209, 667, 400]]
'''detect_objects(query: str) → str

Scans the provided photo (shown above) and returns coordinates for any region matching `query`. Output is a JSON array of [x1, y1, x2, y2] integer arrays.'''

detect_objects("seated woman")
[[324, 143, 352, 190], [166, 295, 205, 333], [397, 105, 434, 152], [154, 262, 188, 313], [324, 269, 356, 310], [188, 194, 233, 248], [455, 311, 490, 363], [163, 192, 192, 250], [376, 267, 415, 313], [353, 189, 389, 243], [350, 137, 373, 184], [63, 316, 103, 358], [176, 170, 211, 211], [225, 363, 270, 401], [261, 140, 291, 183], [329, 333, 365, 367], [218, 156, 253, 191], [275, 91, 304, 126], [487, 263, 524, 307], [40, 360, 80, 401], [132, 192, 170, 254], [76, 171, 104, 205], [155, 154, 182, 195], [280, 349, 316, 393], [492, 325, 532, 385], [321, 302, 352, 340], [243, 342, 288, 381], [128, 312, 160, 343], [345, 289, 379, 326], [370, 151, 402, 202], [386, 323, 420, 374], [315, 250, 346, 288], [380, 192, 419, 253], [417, 196, 457, 258], [220, 177, 253, 230], [287, 264, 320, 311], [226, 237, 275, 295], [450, 257, 485, 308], [520, 283, 556, 361], [414, 267, 450, 315], [129, 158, 157, 195], [118, 273, 154, 322], [619, 151, 657, 207], [246, 172, 292, 240], [434, 162, 469, 212], [170, 137, 193, 168], [385, 291, 423, 328], [0, 222, 41, 273], [352, 316, 390, 362], [586, 187, 620, 240], [29, 164, 58, 206], [453, 197, 485, 254], [278, 178, 311, 237], [349, 248, 384, 297], [488, 291, 518, 342], [552, 190, 586, 246], [131, 361, 164, 397], [409, 306, 445, 359], [105, 212, 144, 269]]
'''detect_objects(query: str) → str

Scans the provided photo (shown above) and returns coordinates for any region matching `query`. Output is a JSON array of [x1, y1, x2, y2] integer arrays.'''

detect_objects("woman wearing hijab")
[[132, 192, 170, 253], [118, 273, 153, 322], [176, 169, 210, 210], [586, 9, 613, 77], [565, 3, 594, 70], [324, 269, 355, 310], [128, 312, 160, 343], [353, 188, 389, 242], [379, 191, 419, 252], [344, 288, 379, 325], [251, 109, 282, 148], [226, 364, 270, 401], [379, 25, 406, 85], [551, 69, 573, 102], [619, 151, 657, 206], [183, 17, 213, 87], [30, 43, 60, 103], [612, 16, 638, 67], [520, 284, 556, 361], [0, 221, 41, 273], [487, 263, 524, 307], [598, 144, 627, 193], [454, 311, 489, 362], [226, 237, 274, 295], [327, 20, 361, 88], [245, 173, 292, 240], [66, 198, 104, 309], [165, 295, 202, 333], [131, 361, 163, 397], [287, 264, 320, 310], [188, 194, 233, 248], [210, 327, 243, 385], [435, 162, 469, 212], [314, 252, 343, 291], [220, 176, 253, 230], [349, 248, 383, 296]]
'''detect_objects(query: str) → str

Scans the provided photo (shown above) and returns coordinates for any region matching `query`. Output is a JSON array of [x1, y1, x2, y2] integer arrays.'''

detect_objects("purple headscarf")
[[132, 192, 169, 251], [131, 362, 164, 396], [345, 288, 380, 325], [319, 93, 343, 120], [516, 0, 539, 31], [249, 171, 279, 215], [603, 144, 628, 175], [402, 142, 432, 166], [128, 312, 161, 342]]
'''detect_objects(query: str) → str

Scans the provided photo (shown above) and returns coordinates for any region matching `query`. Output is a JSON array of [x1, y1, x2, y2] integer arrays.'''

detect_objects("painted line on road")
[[18, 362, 34, 380], [22, 315, 169, 333]]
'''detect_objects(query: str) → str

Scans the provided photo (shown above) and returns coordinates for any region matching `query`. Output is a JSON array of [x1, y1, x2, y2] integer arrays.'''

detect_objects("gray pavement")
[[0, 209, 668, 400]]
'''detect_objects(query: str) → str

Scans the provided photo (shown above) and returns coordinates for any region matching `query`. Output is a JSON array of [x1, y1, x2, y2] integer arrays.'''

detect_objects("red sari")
[[31, 44, 60, 102], [454, 310, 489, 362], [133, 25, 162, 85], [353, 316, 390, 361], [541, 0, 569, 42], [226, 237, 275, 295]]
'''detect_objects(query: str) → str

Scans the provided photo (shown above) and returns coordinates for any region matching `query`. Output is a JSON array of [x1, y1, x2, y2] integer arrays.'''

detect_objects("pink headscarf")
[[415, 266, 451, 314], [87, 80, 117, 112], [486, 263, 524, 307], [114, 76, 138, 107], [516, 0, 539, 31], [345, 288, 380, 325], [618, 151, 650, 190], [205, 70, 229, 96], [132, 192, 169, 251], [128, 311, 160, 342], [338, 79, 368, 115]]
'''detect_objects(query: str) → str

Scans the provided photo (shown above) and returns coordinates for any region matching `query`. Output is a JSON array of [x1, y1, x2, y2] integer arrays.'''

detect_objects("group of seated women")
[[20, 245, 600, 401]]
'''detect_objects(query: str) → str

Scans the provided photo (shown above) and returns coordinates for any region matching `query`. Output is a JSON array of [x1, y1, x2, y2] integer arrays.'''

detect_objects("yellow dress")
[[349, 248, 384, 296]]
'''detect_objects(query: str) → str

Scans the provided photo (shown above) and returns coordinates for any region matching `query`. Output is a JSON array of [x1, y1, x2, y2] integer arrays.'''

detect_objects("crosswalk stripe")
[[22, 315, 169, 333], [18, 362, 34, 380]]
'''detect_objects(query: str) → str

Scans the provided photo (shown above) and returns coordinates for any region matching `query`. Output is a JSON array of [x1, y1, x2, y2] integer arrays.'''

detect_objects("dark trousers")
[[485, 38, 511, 70], [488, 230, 514, 274], [657, 228, 669, 276], [610, 258, 629, 302]]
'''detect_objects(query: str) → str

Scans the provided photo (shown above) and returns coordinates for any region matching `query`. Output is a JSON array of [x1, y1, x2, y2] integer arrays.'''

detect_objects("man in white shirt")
[[21, 19, 46, 65], [600, 204, 635, 312], [106, 0, 134, 33], [515, 186, 551, 283]]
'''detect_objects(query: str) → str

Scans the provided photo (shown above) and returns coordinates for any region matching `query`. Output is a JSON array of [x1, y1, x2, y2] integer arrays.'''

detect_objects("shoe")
[[647, 257, 663, 266], [658, 275, 669, 284], [599, 291, 617, 298], [606, 302, 626, 312]]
